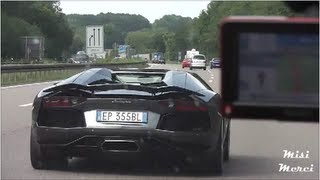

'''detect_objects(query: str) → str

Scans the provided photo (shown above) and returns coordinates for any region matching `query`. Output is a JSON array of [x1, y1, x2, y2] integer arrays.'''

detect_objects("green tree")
[[1, 1, 74, 59], [163, 32, 176, 61], [192, 1, 296, 59], [1, 13, 42, 60], [125, 30, 154, 54], [153, 15, 193, 54], [151, 29, 166, 53]]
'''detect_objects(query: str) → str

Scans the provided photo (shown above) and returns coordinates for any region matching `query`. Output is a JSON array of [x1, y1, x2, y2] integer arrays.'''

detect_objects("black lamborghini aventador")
[[30, 68, 231, 173]]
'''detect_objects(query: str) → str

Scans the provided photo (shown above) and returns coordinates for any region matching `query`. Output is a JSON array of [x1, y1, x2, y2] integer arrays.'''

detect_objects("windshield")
[[193, 55, 206, 60], [114, 74, 164, 84]]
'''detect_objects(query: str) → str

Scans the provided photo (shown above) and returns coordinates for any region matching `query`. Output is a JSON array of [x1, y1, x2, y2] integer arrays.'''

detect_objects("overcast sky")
[[59, 1, 211, 23]]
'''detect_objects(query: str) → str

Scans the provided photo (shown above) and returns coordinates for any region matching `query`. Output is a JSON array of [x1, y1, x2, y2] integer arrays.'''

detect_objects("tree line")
[[1, 1, 73, 60], [1, 1, 297, 62], [126, 1, 297, 61]]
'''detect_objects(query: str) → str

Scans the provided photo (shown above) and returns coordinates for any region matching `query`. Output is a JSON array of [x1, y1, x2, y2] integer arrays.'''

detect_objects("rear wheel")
[[30, 132, 46, 169], [192, 122, 224, 175], [194, 140, 223, 175], [224, 122, 230, 161], [209, 121, 224, 174], [30, 129, 68, 170], [190, 67, 193, 70], [213, 144, 224, 174], [203, 67, 206, 70]]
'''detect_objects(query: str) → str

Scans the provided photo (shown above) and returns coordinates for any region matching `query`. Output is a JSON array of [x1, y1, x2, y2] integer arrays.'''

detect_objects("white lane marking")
[[1, 81, 59, 90], [19, 103, 33, 107], [210, 76, 214, 79], [207, 69, 212, 73], [209, 80, 213, 83]]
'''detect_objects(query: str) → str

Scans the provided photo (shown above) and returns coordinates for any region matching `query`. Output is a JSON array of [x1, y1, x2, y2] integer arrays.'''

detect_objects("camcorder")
[[220, 16, 319, 122]]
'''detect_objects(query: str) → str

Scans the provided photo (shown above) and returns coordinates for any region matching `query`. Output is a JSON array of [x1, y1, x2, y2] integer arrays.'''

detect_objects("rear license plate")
[[96, 111, 148, 123], [194, 60, 203, 63]]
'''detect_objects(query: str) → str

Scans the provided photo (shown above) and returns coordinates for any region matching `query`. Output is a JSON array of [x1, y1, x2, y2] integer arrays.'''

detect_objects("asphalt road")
[[1, 63, 319, 179]]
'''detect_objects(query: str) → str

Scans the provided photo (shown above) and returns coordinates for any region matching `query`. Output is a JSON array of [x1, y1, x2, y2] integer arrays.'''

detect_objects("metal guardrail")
[[1, 62, 146, 73], [1, 62, 146, 86]]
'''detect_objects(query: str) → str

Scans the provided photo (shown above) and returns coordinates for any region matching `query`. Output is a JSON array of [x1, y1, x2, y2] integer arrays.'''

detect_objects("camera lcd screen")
[[237, 33, 319, 108]]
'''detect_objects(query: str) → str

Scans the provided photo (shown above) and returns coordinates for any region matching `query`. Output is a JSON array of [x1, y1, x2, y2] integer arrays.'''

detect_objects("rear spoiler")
[[43, 83, 204, 96], [111, 68, 169, 72]]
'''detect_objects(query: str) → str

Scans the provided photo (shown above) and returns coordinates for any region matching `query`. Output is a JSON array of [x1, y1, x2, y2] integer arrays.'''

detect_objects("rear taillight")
[[160, 100, 208, 111], [175, 105, 207, 111], [175, 101, 208, 111], [158, 112, 210, 132], [42, 96, 86, 108], [223, 104, 233, 116]]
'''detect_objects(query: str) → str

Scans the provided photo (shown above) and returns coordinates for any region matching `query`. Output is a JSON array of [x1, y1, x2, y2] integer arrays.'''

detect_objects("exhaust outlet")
[[101, 140, 139, 152]]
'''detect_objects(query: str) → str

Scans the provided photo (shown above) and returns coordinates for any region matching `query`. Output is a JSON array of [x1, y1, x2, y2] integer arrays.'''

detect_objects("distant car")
[[74, 53, 89, 63], [76, 51, 86, 55], [152, 59, 165, 64], [69, 58, 80, 64], [190, 54, 207, 70], [210, 58, 220, 69], [181, 58, 191, 68]]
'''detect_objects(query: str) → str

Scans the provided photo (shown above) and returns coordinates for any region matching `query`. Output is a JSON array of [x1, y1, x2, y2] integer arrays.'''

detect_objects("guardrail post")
[[14, 73, 16, 83]]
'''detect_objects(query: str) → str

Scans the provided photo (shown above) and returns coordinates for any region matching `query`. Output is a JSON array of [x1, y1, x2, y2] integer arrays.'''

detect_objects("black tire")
[[213, 144, 224, 174], [30, 129, 68, 170], [224, 122, 230, 161], [203, 67, 206, 70], [30, 131, 46, 169], [190, 67, 193, 70], [211, 120, 224, 174], [195, 121, 224, 175], [195, 140, 223, 175]]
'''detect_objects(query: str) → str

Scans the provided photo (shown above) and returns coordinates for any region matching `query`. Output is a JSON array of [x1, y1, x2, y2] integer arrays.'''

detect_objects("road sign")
[[86, 25, 104, 58], [21, 36, 44, 60], [118, 45, 127, 54]]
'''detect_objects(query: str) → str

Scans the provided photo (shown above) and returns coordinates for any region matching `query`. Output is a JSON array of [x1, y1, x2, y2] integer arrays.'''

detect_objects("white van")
[[190, 54, 207, 70]]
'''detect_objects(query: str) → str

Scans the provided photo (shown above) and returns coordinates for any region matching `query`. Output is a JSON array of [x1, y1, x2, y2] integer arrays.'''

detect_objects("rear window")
[[193, 55, 206, 60], [113, 73, 164, 84]]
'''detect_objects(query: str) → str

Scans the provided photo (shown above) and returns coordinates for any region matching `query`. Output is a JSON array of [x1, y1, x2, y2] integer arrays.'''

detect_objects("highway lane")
[[1, 63, 319, 179]]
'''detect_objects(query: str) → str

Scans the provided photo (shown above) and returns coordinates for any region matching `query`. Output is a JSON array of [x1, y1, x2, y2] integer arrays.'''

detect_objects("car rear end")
[[157, 59, 165, 64], [190, 54, 207, 70], [31, 70, 226, 172], [32, 90, 222, 166], [182, 58, 191, 68], [210, 58, 220, 68]]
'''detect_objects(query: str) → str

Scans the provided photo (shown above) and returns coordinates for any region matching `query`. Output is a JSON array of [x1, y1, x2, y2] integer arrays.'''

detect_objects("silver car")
[[190, 54, 207, 70]]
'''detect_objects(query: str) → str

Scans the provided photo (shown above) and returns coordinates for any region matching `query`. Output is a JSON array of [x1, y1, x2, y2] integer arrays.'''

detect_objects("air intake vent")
[[101, 140, 139, 152], [38, 109, 85, 128], [157, 112, 210, 132]]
